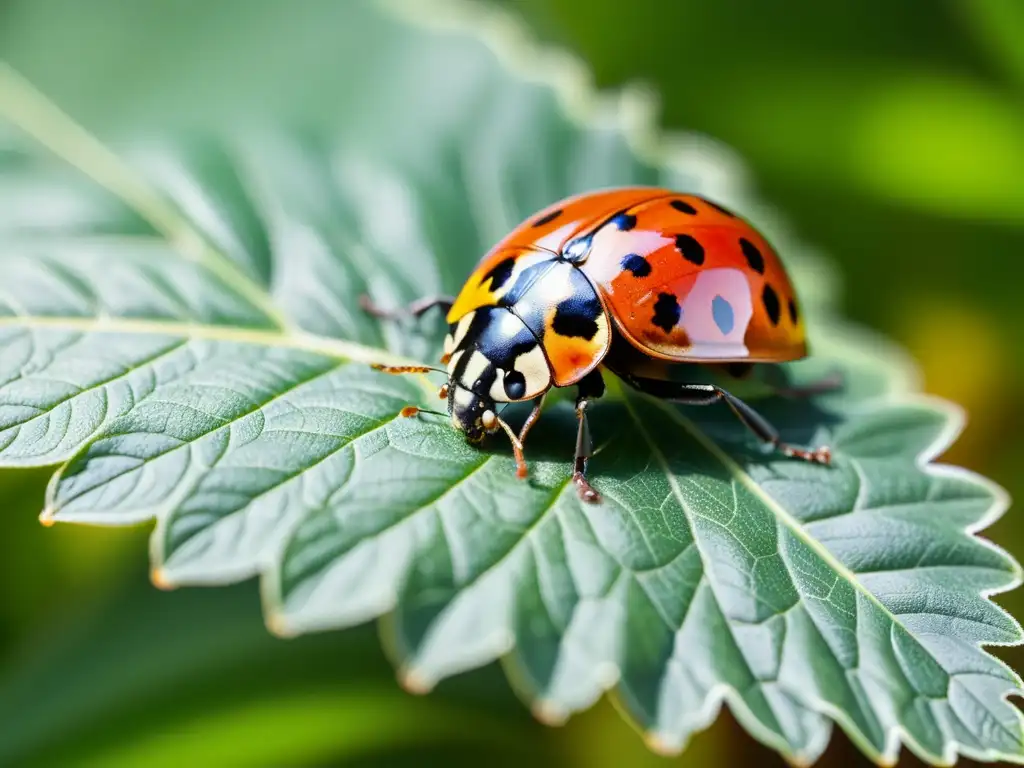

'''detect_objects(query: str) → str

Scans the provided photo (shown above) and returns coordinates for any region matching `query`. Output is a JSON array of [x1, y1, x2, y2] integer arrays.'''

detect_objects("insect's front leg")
[[512, 394, 547, 480], [572, 369, 606, 503]]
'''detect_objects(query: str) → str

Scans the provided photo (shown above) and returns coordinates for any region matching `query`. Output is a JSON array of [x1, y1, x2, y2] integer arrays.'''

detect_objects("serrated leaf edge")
[[644, 383, 1023, 766]]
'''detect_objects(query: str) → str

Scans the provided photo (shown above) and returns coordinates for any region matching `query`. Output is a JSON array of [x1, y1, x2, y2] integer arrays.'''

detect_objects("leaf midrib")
[[0, 64, 426, 388], [0, 315, 416, 368], [0, 63, 290, 329]]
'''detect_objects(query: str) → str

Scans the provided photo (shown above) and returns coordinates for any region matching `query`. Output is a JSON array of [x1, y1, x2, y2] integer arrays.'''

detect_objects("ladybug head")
[[447, 383, 499, 444]]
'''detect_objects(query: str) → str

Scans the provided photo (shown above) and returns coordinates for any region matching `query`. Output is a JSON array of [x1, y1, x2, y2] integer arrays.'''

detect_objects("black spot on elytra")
[[652, 292, 680, 333], [532, 208, 563, 227], [552, 296, 602, 340], [482, 256, 517, 291], [621, 253, 651, 277], [762, 284, 781, 326], [675, 234, 705, 265], [706, 199, 736, 217], [670, 199, 698, 215], [504, 370, 526, 399], [611, 212, 637, 231], [739, 238, 764, 274], [788, 299, 799, 324]]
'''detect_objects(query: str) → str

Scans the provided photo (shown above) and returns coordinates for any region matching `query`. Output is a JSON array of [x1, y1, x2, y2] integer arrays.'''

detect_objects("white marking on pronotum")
[[445, 349, 464, 374], [451, 385, 477, 431], [488, 367, 508, 402], [453, 387, 476, 409], [459, 350, 490, 388], [450, 311, 475, 349]]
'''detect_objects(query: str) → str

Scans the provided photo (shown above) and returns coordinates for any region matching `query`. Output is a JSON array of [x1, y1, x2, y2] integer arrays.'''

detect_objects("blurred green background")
[[1, 0, 1022, 765]]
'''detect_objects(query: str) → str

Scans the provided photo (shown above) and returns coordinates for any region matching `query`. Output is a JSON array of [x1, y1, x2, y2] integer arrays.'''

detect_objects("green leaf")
[[0, 0, 1020, 765]]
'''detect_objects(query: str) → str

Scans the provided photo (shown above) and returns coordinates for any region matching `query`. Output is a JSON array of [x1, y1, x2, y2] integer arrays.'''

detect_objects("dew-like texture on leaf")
[[0, 0, 1020, 764]]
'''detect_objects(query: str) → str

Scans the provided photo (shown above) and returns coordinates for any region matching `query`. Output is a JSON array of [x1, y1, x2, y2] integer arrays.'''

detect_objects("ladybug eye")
[[504, 370, 526, 400], [481, 410, 497, 429]]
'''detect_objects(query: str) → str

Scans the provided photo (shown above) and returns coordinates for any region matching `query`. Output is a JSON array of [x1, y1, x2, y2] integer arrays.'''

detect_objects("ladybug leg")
[[517, 396, 545, 445], [511, 395, 546, 480], [359, 294, 454, 321], [622, 375, 831, 466], [572, 370, 606, 504], [573, 399, 599, 503]]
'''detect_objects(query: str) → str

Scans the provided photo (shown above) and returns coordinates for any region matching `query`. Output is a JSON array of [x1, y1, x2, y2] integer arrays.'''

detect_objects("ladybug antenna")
[[371, 363, 447, 376], [399, 405, 447, 419]]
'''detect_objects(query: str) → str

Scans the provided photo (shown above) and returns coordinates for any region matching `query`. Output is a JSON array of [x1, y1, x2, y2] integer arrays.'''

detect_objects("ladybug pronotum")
[[363, 186, 836, 503]]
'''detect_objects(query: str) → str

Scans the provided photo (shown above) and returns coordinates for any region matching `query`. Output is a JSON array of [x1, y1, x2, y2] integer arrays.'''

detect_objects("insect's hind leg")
[[359, 294, 454, 322], [572, 369, 606, 503], [621, 374, 831, 465]]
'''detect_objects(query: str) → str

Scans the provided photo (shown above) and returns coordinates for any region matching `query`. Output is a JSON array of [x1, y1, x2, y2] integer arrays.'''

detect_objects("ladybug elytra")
[[364, 187, 836, 503]]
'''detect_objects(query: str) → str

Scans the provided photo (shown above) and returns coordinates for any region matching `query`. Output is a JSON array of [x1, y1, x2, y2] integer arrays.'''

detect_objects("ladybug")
[[362, 187, 836, 503]]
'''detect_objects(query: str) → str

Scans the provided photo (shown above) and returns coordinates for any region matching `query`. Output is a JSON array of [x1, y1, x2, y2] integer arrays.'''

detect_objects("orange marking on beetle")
[[542, 307, 609, 386], [446, 277, 499, 324]]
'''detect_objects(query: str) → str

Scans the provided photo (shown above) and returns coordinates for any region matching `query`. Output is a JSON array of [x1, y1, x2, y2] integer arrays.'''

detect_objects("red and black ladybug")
[[365, 187, 836, 503]]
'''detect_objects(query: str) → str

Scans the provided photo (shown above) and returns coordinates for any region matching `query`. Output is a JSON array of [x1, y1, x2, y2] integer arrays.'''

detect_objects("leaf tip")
[[643, 731, 682, 757], [782, 752, 816, 768], [150, 568, 176, 591], [398, 666, 435, 695], [530, 699, 570, 727], [595, 661, 621, 688], [266, 611, 297, 638]]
